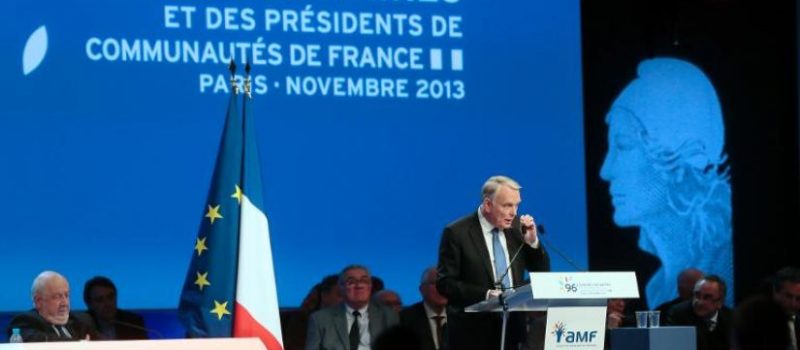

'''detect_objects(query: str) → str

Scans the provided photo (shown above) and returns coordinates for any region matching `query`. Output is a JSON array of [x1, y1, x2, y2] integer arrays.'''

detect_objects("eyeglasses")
[[42, 292, 69, 302], [343, 277, 371, 287], [694, 291, 722, 303]]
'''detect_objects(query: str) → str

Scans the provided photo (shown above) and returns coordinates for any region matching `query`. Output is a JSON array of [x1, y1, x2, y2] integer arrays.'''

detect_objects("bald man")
[[656, 268, 704, 322], [7, 271, 96, 342]]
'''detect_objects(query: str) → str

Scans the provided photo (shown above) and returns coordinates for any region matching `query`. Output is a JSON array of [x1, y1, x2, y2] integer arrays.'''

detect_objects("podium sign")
[[535, 272, 639, 350], [531, 272, 639, 299], [464, 272, 639, 350], [544, 306, 606, 350]]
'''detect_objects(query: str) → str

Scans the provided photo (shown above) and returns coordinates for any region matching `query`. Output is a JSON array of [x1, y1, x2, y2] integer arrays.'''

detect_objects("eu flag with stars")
[[178, 78, 243, 336]]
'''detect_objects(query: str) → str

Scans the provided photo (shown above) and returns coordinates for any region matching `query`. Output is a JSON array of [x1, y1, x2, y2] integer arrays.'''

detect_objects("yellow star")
[[194, 271, 211, 291], [210, 300, 231, 320], [194, 237, 208, 256], [205, 204, 223, 224], [231, 185, 243, 204]]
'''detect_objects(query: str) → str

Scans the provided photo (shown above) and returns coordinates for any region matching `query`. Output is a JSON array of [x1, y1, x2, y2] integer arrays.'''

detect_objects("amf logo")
[[551, 321, 598, 344]]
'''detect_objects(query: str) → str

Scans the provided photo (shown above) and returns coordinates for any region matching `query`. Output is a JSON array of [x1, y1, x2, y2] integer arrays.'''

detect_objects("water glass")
[[648, 310, 661, 328], [635, 311, 648, 328]]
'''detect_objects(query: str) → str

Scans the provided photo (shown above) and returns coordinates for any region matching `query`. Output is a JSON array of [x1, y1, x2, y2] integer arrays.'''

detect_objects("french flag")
[[234, 71, 284, 349]]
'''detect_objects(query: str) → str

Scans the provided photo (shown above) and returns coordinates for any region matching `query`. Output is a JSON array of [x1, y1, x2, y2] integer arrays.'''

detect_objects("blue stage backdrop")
[[0, 0, 585, 310]]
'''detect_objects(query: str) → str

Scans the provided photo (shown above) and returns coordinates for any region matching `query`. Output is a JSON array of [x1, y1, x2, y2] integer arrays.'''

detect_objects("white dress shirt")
[[345, 304, 371, 350]]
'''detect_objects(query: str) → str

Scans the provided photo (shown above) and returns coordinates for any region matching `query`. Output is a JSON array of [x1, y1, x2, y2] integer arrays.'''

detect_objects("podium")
[[466, 272, 639, 350]]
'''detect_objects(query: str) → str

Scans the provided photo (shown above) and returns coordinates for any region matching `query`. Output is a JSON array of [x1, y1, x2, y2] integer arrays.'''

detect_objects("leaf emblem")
[[23, 25, 48, 75]]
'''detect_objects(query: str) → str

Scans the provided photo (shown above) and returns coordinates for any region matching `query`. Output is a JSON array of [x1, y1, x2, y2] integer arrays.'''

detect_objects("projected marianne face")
[[600, 58, 733, 308], [601, 108, 670, 226]]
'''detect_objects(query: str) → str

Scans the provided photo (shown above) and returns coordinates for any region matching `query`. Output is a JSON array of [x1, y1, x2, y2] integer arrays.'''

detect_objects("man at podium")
[[437, 175, 550, 350]]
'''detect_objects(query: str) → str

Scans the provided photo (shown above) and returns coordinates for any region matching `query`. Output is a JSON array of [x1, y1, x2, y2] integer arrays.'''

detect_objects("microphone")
[[494, 221, 587, 290], [536, 225, 588, 272], [112, 319, 163, 339], [493, 219, 542, 291]]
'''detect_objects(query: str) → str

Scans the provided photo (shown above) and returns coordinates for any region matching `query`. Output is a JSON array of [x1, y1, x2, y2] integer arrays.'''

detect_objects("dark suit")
[[437, 213, 550, 350], [306, 302, 399, 350], [666, 301, 732, 350], [655, 296, 684, 324], [88, 309, 149, 340], [400, 302, 443, 350], [6, 311, 97, 342]]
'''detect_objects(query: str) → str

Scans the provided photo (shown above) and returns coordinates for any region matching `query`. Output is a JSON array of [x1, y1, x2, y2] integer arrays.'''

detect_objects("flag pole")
[[244, 62, 252, 100], [229, 60, 238, 95]]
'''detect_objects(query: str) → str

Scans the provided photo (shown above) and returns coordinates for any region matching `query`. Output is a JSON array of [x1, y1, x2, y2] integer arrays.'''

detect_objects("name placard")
[[530, 272, 639, 299]]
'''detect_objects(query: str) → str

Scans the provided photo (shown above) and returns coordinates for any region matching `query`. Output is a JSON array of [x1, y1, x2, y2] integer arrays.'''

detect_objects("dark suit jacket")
[[89, 309, 149, 340], [655, 296, 684, 324], [666, 301, 732, 350], [305, 302, 399, 350], [7, 311, 97, 342], [437, 213, 550, 350], [400, 302, 442, 350]]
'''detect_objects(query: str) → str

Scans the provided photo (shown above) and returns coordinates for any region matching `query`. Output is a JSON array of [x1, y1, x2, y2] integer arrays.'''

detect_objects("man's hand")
[[607, 312, 624, 329], [520, 214, 538, 245], [487, 289, 503, 300]]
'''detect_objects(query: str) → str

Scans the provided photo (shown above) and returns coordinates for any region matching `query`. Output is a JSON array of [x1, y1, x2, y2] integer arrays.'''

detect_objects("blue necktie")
[[492, 228, 511, 289]]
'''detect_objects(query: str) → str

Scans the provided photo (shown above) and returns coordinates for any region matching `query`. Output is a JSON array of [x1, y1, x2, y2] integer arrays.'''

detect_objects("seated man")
[[7, 271, 97, 342], [656, 268, 704, 323], [771, 266, 800, 349], [733, 296, 790, 350], [84, 276, 149, 340], [373, 290, 403, 313], [606, 298, 633, 329], [306, 264, 399, 350], [400, 267, 448, 350], [666, 275, 732, 350]]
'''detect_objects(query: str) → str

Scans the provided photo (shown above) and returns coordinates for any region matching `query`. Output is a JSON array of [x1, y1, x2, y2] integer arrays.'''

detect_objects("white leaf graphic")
[[22, 25, 48, 75]]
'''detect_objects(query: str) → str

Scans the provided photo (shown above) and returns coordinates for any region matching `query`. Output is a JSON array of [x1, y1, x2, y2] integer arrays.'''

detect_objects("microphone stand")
[[112, 319, 163, 339], [497, 280, 509, 350], [494, 231, 527, 350]]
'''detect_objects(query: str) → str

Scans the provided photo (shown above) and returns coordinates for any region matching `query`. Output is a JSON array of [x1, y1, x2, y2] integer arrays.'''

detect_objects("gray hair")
[[373, 289, 400, 301], [481, 175, 522, 201], [419, 266, 437, 285], [31, 270, 65, 300], [338, 264, 371, 285]]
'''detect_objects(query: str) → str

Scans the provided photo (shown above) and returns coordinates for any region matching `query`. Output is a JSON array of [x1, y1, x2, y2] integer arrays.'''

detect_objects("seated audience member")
[[606, 298, 632, 329], [656, 268, 703, 322], [371, 276, 385, 294], [83, 276, 148, 340], [772, 267, 800, 350], [306, 264, 399, 350], [733, 296, 790, 350], [374, 290, 403, 313], [284, 274, 341, 350], [604, 298, 634, 350], [7, 271, 97, 342], [400, 267, 448, 350], [666, 275, 732, 350]]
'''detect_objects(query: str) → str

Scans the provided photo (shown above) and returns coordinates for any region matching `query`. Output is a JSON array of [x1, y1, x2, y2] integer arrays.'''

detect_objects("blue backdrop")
[[0, 0, 585, 310]]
